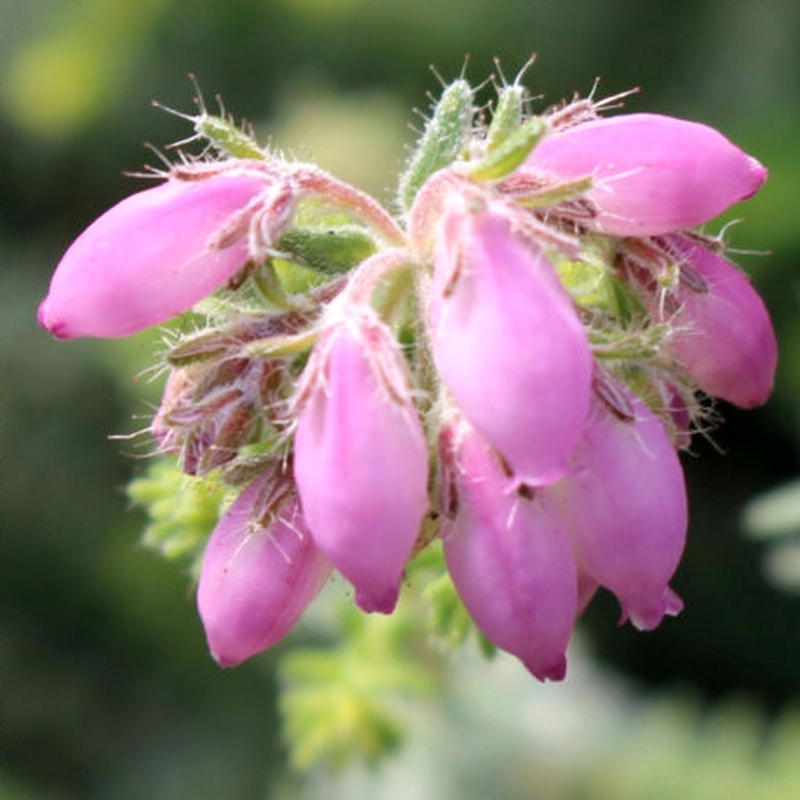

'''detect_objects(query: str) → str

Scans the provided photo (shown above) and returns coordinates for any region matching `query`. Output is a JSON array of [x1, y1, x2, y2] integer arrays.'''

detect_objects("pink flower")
[[38, 168, 286, 338], [292, 307, 429, 614], [522, 113, 766, 236], [553, 386, 687, 630], [197, 473, 332, 668], [654, 234, 777, 409], [440, 418, 578, 681], [430, 198, 592, 487]]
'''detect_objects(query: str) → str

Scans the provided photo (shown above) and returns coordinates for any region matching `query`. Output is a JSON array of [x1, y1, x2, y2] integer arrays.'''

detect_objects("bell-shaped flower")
[[553, 385, 687, 631], [197, 472, 332, 667], [38, 168, 283, 338], [292, 306, 429, 614], [440, 418, 578, 681], [655, 234, 777, 409], [523, 113, 766, 236], [430, 197, 592, 487]]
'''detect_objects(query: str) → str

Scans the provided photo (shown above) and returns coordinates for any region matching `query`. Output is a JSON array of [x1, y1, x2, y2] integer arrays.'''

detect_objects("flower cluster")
[[38, 70, 776, 680]]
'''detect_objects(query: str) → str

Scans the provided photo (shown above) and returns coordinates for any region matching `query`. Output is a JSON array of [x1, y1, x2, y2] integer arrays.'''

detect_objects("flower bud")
[[38, 169, 278, 338], [655, 235, 777, 409], [430, 198, 592, 487], [440, 418, 578, 681], [197, 473, 332, 667], [554, 387, 687, 631], [292, 308, 429, 614], [524, 113, 766, 236]]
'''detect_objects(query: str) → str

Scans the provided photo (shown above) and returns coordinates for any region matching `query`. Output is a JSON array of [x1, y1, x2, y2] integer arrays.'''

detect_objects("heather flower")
[[651, 234, 777, 409], [197, 472, 332, 668], [292, 306, 429, 614], [430, 196, 593, 487], [38, 166, 290, 338], [553, 384, 687, 631], [521, 113, 767, 236], [440, 417, 578, 681], [40, 66, 777, 714]]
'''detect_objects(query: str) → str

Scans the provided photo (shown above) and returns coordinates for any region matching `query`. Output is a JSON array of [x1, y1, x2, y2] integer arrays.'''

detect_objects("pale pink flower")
[[655, 234, 777, 409], [292, 307, 429, 614], [38, 168, 287, 338], [523, 113, 766, 236], [430, 199, 592, 487], [197, 473, 332, 668], [553, 386, 687, 631], [440, 418, 578, 681]]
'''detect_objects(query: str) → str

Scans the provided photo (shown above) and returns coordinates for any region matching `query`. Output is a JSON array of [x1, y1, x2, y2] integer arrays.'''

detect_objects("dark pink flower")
[[430, 199, 592, 487], [440, 418, 578, 681], [197, 473, 331, 668], [655, 234, 777, 409], [523, 113, 766, 236], [38, 168, 284, 338], [292, 308, 429, 614], [554, 387, 687, 630]]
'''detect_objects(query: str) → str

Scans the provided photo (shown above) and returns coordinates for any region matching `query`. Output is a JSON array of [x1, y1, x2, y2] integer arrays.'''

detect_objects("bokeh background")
[[4, 1, 800, 798]]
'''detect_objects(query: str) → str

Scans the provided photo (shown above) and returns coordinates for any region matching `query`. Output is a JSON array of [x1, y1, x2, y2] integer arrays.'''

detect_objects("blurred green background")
[[4, 1, 800, 798]]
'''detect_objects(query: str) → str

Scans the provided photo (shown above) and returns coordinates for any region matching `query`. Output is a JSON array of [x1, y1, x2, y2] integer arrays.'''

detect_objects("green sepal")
[[467, 116, 547, 182], [196, 113, 265, 160], [514, 174, 594, 208], [276, 225, 377, 276], [398, 78, 474, 212], [486, 84, 526, 152], [241, 329, 318, 359]]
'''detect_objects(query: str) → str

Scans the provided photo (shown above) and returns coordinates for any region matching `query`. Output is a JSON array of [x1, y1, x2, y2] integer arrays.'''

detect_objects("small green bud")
[[398, 78, 474, 212], [467, 116, 548, 182], [276, 225, 377, 275], [486, 84, 526, 152], [194, 113, 265, 160]]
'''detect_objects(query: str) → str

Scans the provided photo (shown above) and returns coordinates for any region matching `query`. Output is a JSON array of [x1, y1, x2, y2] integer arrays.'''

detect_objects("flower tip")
[[623, 586, 684, 632], [37, 297, 72, 339], [354, 585, 400, 615], [745, 156, 768, 198], [208, 648, 243, 669], [524, 653, 568, 682]]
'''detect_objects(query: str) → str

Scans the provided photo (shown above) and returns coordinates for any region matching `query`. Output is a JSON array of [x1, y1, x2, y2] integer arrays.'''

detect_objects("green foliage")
[[569, 697, 800, 800], [126, 458, 228, 571], [279, 601, 435, 770]]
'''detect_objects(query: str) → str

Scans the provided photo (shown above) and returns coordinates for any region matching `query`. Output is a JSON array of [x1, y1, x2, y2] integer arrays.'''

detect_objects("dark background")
[[4, 1, 800, 798]]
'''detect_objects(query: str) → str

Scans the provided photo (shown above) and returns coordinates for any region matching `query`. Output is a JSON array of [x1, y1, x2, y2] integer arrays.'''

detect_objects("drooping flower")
[[38, 166, 291, 338], [430, 196, 593, 487], [651, 234, 777, 409], [521, 113, 767, 236], [553, 383, 687, 630], [439, 417, 578, 681], [197, 472, 332, 668], [292, 306, 429, 614]]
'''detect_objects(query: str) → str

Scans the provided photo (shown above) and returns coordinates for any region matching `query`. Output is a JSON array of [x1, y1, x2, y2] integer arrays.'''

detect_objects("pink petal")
[[525, 113, 767, 236], [197, 474, 332, 668], [431, 201, 592, 486], [440, 419, 578, 681], [554, 389, 687, 631], [293, 311, 429, 614], [657, 234, 777, 409], [38, 171, 272, 338]]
